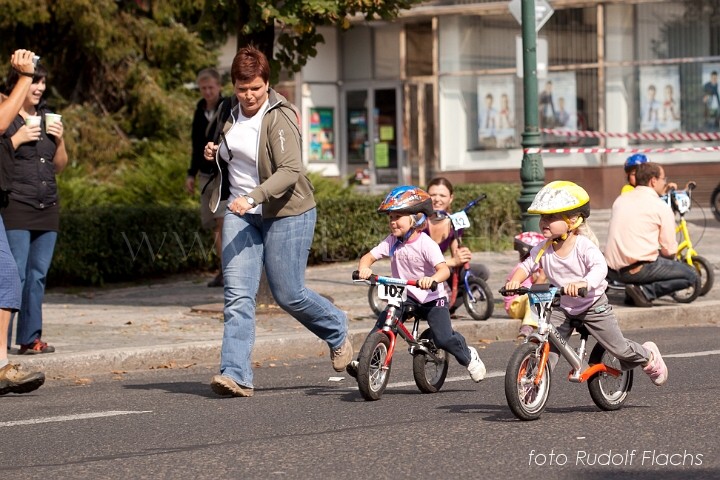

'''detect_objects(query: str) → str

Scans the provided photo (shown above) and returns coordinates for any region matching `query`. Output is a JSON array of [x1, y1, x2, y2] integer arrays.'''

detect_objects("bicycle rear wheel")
[[463, 277, 494, 320], [412, 329, 449, 394], [587, 342, 633, 411], [357, 332, 392, 401], [505, 342, 551, 421]]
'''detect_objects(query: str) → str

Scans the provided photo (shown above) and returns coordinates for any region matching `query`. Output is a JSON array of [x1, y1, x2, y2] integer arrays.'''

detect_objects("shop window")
[[406, 22, 433, 77], [374, 25, 401, 79], [342, 27, 372, 80]]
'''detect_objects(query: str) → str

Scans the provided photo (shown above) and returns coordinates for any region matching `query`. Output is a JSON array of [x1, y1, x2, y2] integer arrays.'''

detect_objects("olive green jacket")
[[210, 89, 315, 218]]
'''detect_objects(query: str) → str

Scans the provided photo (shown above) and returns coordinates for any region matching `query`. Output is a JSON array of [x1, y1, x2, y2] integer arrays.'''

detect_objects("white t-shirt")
[[220, 100, 270, 213]]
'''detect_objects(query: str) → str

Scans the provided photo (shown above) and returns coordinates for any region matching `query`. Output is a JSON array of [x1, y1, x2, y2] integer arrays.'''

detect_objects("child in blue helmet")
[[621, 153, 648, 195], [350, 186, 486, 383], [623, 153, 685, 195]]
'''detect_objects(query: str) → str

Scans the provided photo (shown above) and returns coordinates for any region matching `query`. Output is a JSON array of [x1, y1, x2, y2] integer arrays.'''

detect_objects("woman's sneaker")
[[642, 342, 668, 386], [467, 346, 486, 382], [0, 364, 45, 395]]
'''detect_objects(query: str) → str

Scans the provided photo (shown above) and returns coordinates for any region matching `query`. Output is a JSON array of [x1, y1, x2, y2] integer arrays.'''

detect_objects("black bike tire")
[[357, 331, 392, 401], [504, 342, 551, 421], [711, 185, 720, 222], [587, 342, 633, 411], [412, 329, 449, 394], [463, 277, 495, 321], [693, 255, 714, 296], [367, 285, 385, 316]]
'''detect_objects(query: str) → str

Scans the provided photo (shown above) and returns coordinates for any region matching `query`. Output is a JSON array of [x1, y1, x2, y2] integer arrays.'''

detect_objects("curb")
[[18, 300, 720, 378]]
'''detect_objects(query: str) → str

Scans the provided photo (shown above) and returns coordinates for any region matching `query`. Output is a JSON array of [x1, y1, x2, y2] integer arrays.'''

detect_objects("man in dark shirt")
[[186, 68, 225, 287]]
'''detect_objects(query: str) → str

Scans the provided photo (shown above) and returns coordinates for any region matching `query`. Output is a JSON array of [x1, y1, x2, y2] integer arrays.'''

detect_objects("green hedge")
[[48, 183, 521, 286]]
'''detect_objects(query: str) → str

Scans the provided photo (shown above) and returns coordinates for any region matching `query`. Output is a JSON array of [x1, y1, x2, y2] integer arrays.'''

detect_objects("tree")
[[195, 0, 423, 83]]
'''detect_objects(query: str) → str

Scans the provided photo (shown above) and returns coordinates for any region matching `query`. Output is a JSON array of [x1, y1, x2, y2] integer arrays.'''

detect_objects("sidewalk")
[[15, 209, 720, 378]]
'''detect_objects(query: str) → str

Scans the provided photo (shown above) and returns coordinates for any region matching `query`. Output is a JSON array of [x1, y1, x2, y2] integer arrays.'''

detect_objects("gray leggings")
[[548, 294, 650, 371]]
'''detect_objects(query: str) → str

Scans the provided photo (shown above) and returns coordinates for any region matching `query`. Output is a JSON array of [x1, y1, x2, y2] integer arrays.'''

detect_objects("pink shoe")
[[642, 342, 668, 386]]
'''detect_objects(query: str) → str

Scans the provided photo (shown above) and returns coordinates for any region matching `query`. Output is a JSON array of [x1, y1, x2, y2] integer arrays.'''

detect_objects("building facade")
[[222, 0, 720, 207]]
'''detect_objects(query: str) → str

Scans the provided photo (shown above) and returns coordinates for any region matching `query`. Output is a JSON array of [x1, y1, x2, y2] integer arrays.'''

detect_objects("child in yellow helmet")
[[504, 181, 668, 386]]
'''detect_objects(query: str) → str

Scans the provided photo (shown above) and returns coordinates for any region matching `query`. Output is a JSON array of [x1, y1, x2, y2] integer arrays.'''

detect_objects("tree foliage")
[[0, 0, 421, 209]]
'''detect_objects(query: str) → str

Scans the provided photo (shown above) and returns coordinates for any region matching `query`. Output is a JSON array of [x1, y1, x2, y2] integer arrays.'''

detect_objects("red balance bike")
[[352, 271, 448, 401]]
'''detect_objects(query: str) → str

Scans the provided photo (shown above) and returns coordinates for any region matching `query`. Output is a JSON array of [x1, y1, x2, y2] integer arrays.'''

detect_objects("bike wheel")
[[367, 284, 385, 316], [357, 332, 392, 401], [412, 329, 449, 394], [711, 185, 720, 222], [587, 342, 633, 411], [504, 342, 551, 421], [692, 256, 714, 296], [670, 275, 700, 303], [463, 277, 495, 321]]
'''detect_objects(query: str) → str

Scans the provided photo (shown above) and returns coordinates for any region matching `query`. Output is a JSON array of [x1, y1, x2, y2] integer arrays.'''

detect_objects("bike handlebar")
[[461, 194, 487, 213], [352, 270, 438, 291], [498, 284, 587, 298]]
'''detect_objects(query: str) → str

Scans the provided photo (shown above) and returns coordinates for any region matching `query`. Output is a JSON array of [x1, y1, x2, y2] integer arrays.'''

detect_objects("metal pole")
[[518, 0, 545, 232]]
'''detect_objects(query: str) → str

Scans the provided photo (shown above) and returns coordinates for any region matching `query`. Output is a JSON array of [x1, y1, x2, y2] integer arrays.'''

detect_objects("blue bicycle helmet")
[[624, 153, 648, 173]]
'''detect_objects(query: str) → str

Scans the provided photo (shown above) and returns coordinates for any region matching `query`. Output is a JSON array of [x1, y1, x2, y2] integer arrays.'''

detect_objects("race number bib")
[[450, 211, 470, 230], [377, 284, 408, 302]]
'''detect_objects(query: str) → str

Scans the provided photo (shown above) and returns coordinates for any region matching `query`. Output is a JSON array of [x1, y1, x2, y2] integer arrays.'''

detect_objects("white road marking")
[[665, 350, 720, 358], [0, 410, 152, 428]]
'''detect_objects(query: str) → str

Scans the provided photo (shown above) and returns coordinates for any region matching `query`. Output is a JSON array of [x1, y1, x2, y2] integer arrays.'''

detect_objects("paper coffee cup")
[[25, 115, 41, 128], [45, 113, 62, 131]]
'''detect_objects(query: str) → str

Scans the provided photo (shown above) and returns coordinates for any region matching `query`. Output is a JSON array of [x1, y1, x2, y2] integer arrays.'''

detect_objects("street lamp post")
[[518, 0, 545, 232]]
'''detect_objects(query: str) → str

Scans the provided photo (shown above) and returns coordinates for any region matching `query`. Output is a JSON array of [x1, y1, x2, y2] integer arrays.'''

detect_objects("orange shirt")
[[604, 186, 678, 270]]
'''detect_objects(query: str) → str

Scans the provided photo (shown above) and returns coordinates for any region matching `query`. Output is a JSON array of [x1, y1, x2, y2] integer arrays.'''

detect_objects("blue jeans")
[[219, 208, 347, 388], [613, 256, 698, 300], [5, 230, 57, 345]]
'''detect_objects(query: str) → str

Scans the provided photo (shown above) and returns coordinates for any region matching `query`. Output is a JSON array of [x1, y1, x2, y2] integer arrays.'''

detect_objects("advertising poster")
[[477, 76, 516, 149], [639, 66, 681, 134], [701, 64, 720, 132], [308, 107, 335, 162], [538, 72, 577, 132]]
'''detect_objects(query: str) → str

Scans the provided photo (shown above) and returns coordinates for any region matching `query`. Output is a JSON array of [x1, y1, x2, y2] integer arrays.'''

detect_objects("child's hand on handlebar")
[[505, 280, 521, 291], [417, 276, 436, 290], [563, 281, 588, 297], [357, 267, 373, 280]]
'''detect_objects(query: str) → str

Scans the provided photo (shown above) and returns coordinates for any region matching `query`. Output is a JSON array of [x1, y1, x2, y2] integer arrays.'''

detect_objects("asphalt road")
[[1, 325, 718, 479]]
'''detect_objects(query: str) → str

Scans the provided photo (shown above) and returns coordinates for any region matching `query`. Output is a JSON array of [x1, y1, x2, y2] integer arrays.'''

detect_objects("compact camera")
[[32, 55, 40, 66]]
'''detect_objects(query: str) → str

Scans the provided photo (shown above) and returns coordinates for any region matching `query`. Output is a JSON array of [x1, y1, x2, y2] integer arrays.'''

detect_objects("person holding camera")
[[0, 49, 46, 393]]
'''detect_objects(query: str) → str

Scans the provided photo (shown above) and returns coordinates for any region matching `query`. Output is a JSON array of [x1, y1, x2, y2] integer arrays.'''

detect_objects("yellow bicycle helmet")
[[527, 181, 591, 261], [527, 180, 590, 219]]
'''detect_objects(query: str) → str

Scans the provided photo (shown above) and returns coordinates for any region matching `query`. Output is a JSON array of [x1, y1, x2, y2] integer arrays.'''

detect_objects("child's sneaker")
[[346, 360, 359, 379], [642, 341, 668, 386], [467, 346, 486, 382], [517, 325, 534, 340]]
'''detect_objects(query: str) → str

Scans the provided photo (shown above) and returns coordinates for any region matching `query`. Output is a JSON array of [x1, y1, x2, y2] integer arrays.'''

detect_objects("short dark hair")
[[231, 45, 270, 85], [635, 162, 662, 186]]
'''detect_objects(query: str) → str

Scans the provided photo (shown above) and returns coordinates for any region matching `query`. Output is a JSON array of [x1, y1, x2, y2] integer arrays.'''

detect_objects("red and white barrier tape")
[[541, 128, 720, 142], [524, 145, 720, 154]]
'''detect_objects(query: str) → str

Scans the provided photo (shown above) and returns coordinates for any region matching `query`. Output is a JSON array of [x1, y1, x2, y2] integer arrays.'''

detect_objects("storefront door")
[[343, 84, 403, 186]]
